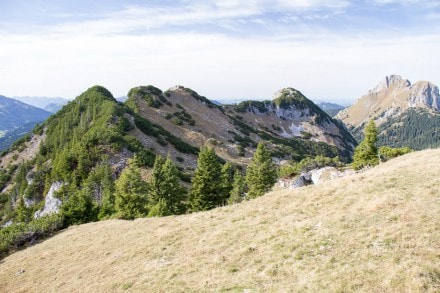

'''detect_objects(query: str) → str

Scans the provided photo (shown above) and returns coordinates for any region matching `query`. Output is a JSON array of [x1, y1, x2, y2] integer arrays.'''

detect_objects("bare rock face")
[[34, 181, 63, 219], [409, 81, 440, 110]]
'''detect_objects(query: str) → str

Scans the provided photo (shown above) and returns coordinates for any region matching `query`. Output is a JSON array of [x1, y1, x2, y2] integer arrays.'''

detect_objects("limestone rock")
[[34, 181, 63, 219]]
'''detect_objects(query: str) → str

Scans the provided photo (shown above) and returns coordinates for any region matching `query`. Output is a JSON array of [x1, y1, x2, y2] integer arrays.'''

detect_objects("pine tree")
[[352, 119, 379, 170], [61, 187, 97, 226], [95, 164, 116, 220], [228, 170, 246, 204], [114, 160, 148, 219], [148, 156, 186, 217], [246, 142, 277, 198], [220, 162, 234, 200], [188, 147, 224, 211]]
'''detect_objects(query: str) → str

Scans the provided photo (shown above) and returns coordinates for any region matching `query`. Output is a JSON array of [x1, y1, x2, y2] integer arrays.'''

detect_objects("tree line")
[[109, 142, 277, 220]]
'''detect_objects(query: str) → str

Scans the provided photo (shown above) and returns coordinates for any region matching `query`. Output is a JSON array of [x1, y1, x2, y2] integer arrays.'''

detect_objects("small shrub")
[[379, 146, 412, 161], [0, 214, 64, 256], [171, 117, 183, 126]]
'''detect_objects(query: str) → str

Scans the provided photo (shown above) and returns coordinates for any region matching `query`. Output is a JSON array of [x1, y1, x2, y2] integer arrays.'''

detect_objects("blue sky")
[[0, 0, 439, 103]]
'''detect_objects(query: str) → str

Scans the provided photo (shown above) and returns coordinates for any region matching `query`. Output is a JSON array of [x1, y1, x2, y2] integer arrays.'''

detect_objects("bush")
[[0, 214, 64, 256], [379, 146, 412, 161]]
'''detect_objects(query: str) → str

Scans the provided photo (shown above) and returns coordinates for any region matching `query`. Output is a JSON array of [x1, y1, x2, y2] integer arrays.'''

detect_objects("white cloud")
[[372, 0, 440, 7], [25, 0, 352, 38], [1, 29, 439, 103], [0, 1, 439, 103]]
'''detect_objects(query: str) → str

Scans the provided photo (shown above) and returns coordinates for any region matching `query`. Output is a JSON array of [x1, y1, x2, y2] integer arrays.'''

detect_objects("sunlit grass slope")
[[1, 149, 439, 292]]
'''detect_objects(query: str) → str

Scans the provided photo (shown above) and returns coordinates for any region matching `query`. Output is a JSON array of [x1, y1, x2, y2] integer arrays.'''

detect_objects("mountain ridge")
[[12, 96, 69, 113], [0, 84, 356, 231]]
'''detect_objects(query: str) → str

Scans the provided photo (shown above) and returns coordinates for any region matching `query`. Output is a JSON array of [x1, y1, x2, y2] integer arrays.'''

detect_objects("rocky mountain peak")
[[371, 75, 411, 93], [272, 88, 300, 100]]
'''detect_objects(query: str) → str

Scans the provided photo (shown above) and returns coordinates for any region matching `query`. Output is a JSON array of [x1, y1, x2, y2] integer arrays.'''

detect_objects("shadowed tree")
[[228, 169, 246, 204]]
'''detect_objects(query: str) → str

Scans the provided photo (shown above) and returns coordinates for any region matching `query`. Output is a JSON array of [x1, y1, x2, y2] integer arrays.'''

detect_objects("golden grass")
[[1, 149, 440, 292]]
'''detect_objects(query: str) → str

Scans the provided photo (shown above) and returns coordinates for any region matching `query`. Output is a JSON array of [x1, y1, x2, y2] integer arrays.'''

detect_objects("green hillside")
[[0, 85, 356, 253], [378, 108, 440, 150], [0, 149, 439, 292]]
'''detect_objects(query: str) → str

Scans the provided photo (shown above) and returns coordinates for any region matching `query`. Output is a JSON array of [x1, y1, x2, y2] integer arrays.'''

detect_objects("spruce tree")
[[188, 147, 224, 211], [220, 162, 234, 200], [245, 142, 277, 198], [352, 119, 379, 170], [228, 170, 246, 204], [148, 156, 186, 217], [114, 159, 148, 219], [61, 187, 97, 226]]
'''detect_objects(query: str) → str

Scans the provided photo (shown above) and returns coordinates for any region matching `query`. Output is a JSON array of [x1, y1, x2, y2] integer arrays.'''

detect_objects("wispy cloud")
[[372, 0, 440, 7], [0, 0, 439, 102]]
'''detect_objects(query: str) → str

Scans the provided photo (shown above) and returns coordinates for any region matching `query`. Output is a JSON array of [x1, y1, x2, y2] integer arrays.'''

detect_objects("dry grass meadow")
[[1, 149, 440, 292]]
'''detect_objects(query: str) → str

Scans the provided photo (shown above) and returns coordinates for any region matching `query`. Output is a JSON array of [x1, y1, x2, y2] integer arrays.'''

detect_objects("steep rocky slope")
[[1, 149, 439, 292], [336, 75, 440, 148], [125, 86, 355, 168]]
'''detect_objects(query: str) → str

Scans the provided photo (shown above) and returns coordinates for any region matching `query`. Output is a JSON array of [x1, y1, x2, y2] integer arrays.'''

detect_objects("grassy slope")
[[1, 150, 440, 292]]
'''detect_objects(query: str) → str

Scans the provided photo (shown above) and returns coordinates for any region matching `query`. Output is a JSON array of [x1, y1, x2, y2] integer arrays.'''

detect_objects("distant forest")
[[377, 109, 440, 150]]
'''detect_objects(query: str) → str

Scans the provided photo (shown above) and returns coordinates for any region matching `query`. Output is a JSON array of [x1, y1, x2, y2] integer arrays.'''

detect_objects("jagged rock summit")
[[336, 75, 440, 149], [336, 75, 440, 128]]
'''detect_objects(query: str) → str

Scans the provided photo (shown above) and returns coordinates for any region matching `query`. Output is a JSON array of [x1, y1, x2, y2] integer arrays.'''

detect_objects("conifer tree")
[[114, 159, 148, 219], [61, 187, 97, 226], [220, 162, 234, 200], [246, 142, 277, 198], [352, 119, 379, 170], [188, 147, 224, 211], [148, 155, 186, 217], [94, 164, 116, 220], [228, 170, 246, 204]]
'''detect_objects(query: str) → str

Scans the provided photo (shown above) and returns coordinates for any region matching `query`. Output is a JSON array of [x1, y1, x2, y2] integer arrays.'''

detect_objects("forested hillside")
[[377, 108, 440, 149], [0, 85, 357, 254]]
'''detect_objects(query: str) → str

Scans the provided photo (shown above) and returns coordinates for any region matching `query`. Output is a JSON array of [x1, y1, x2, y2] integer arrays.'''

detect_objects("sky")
[[0, 0, 439, 104]]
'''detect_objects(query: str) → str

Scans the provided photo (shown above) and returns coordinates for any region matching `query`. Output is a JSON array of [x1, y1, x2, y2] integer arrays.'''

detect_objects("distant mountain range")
[[13, 96, 69, 113], [316, 101, 346, 117], [0, 95, 52, 151], [336, 75, 440, 149]]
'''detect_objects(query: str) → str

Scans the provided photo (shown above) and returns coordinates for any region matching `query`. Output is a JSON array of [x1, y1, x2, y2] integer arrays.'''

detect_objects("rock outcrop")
[[276, 166, 356, 189], [34, 182, 63, 219]]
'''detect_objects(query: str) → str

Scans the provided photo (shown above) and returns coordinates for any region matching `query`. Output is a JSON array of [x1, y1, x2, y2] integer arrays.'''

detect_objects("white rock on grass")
[[34, 181, 63, 219]]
